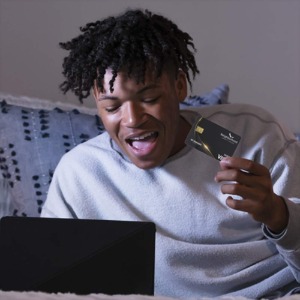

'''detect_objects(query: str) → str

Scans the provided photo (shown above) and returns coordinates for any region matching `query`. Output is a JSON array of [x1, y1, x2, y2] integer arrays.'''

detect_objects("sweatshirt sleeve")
[[262, 199, 300, 282], [262, 136, 300, 282]]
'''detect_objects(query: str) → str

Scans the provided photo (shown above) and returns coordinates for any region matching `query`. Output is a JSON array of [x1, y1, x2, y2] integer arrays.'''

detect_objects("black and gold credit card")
[[185, 116, 241, 161]]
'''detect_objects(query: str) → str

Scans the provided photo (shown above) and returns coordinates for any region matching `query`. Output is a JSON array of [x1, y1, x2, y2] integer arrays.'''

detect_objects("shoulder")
[[183, 104, 298, 167], [57, 131, 115, 168], [187, 103, 295, 140], [196, 103, 278, 120]]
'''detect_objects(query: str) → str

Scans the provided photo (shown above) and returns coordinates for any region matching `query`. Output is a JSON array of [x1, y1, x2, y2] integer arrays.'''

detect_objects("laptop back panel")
[[0, 217, 155, 295]]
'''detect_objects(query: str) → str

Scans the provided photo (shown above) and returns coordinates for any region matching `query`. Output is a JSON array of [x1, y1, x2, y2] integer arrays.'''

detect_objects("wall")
[[0, 0, 299, 132]]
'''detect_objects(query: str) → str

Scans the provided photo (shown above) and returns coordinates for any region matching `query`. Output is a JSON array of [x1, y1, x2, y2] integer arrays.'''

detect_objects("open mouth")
[[126, 132, 158, 151]]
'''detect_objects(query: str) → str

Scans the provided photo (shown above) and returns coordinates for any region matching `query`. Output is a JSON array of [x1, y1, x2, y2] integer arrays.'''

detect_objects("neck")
[[171, 115, 191, 156]]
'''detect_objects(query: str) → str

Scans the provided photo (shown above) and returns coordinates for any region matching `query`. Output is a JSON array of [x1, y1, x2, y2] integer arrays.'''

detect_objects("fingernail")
[[221, 156, 230, 163]]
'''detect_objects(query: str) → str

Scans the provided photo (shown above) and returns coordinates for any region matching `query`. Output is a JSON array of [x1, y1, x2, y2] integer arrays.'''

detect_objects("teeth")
[[130, 132, 154, 141]]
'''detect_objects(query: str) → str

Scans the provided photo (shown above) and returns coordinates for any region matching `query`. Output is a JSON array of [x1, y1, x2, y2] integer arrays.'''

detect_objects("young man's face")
[[93, 68, 189, 169]]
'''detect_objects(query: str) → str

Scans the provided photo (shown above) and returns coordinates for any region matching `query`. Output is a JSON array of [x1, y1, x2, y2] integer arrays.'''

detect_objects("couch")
[[0, 86, 299, 300], [0, 85, 232, 218]]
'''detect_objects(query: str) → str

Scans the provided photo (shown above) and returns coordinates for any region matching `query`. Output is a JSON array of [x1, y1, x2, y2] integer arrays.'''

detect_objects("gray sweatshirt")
[[42, 103, 300, 299]]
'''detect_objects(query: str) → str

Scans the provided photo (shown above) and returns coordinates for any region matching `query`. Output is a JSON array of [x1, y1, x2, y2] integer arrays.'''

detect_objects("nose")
[[121, 101, 145, 128]]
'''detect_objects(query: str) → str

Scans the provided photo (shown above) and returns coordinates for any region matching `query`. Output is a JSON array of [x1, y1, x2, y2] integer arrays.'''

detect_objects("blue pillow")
[[180, 84, 229, 108], [0, 102, 103, 217]]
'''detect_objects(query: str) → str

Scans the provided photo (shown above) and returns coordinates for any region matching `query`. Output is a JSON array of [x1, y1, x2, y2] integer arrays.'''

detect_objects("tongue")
[[132, 135, 156, 150], [132, 140, 152, 150]]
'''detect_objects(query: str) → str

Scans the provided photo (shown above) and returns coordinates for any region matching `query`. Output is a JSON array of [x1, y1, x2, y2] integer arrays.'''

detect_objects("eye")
[[104, 105, 120, 113], [143, 96, 159, 103]]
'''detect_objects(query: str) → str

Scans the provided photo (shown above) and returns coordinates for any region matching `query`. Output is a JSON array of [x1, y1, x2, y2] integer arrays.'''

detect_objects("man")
[[41, 9, 300, 298]]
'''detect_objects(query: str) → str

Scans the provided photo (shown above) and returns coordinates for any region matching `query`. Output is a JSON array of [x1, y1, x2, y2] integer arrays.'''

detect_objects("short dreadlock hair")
[[59, 9, 200, 102]]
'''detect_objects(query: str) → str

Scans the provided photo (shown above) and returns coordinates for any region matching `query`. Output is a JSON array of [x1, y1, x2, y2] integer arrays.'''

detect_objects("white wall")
[[0, 0, 299, 132]]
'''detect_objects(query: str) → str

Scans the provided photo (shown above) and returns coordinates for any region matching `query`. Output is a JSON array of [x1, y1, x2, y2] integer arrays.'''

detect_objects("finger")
[[225, 196, 253, 213], [225, 196, 272, 223], [215, 168, 253, 184], [221, 183, 259, 199], [220, 157, 269, 176], [215, 168, 271, 191], [221, 182, 271, 206]]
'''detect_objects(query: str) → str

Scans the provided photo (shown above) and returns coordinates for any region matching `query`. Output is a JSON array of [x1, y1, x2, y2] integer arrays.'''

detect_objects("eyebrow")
[[99, 83, 160, 101], [98, 95, 118, 101]]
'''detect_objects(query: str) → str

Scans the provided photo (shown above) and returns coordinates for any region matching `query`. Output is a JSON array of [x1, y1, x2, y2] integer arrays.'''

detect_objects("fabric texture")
[[0, 101, 103, 217], [0, 85, 229, 218], [41, 103, 300, 299], [0, 290, 257, 300]]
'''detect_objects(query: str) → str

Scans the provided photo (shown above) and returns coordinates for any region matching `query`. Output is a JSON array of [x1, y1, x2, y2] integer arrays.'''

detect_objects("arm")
[[214, 154, 300, 281]]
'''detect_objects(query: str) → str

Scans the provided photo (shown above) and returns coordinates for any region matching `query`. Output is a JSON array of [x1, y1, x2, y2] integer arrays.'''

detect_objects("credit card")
[[185, 116, 241, 161]]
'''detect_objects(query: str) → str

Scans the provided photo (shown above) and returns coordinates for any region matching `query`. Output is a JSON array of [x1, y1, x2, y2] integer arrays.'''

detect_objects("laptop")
[[0, 216, 156, 295]]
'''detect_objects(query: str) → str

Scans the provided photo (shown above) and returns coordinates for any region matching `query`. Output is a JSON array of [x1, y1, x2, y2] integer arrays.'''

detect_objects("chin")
[[133, 162, 158, 170], [131, 158, 163, 170]]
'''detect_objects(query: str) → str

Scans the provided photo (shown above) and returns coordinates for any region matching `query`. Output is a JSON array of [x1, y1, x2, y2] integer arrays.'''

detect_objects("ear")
[[175, 70, 188, 102]]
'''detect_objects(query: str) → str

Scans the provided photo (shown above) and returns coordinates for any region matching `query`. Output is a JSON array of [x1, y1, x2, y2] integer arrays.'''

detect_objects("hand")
[[214, 157, 288, 233]]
